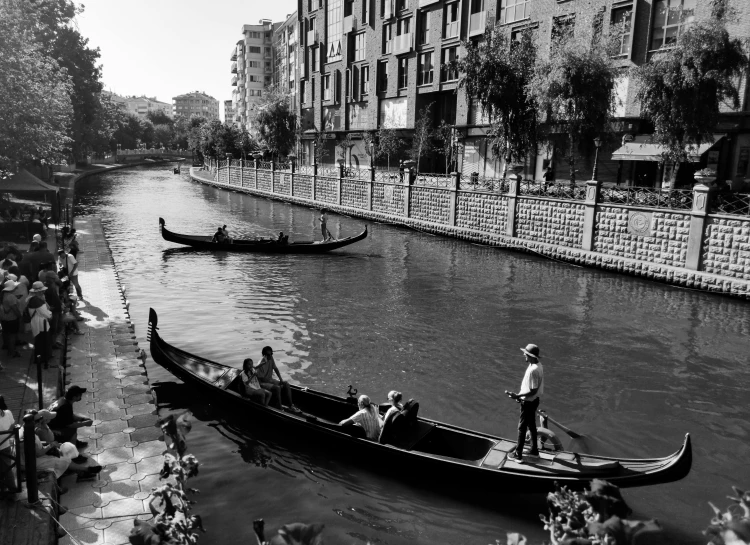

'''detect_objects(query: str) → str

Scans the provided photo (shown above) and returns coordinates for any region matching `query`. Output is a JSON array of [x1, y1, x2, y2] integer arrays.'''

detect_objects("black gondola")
[[147, 308, 692, 493], [159, 217, 367, 254]]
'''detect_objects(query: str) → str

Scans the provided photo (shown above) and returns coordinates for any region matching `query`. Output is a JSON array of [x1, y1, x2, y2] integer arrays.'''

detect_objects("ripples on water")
[[75, 164, 750, 545]]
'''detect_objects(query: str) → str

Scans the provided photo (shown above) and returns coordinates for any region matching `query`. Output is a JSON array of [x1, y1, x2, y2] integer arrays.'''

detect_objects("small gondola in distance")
[[147, 308, 692, 495], [159, 217, 367, 254]]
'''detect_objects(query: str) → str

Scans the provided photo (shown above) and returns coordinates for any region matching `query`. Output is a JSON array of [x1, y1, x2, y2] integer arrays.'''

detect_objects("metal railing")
[[0, 425, 22, 494], [317, 166, 339, 178], [520, 181, 587, 201], [275, 162, 291, 171], [257, 161, 272, 170], [459, 175, 509, 193], [297, 165, 314, 175], [374, 169, 402, 182], [411, 173, 453, 188], [712, 192, 750, 217], [342, 167, 369, 180], [600, 186, 694, 211]]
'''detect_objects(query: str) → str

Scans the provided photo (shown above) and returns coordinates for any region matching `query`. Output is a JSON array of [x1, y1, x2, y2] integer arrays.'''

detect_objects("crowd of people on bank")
[[0, 205, 51, 226], [0, 228, 84, 371]]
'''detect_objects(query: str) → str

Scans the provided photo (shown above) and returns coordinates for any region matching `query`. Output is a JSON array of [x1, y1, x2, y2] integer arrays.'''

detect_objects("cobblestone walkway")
[[58, 217, 163, 545]]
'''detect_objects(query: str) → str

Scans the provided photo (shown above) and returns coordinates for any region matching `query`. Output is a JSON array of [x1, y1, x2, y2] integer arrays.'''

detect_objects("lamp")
[[592, 137, 603, 181]]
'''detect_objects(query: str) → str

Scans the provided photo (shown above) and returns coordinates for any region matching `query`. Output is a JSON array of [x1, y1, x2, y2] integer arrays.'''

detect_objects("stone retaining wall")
[[191, 165, 750, 299]]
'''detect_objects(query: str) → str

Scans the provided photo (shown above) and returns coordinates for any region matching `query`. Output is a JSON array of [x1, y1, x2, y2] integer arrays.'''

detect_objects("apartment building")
[[103, 92, 172, 119], [297, 0, 750, 186], [274, 12, 300, 112], [173, 91, 220, 120], [232, 21, 276, 130], [224, 100, 236, 124]]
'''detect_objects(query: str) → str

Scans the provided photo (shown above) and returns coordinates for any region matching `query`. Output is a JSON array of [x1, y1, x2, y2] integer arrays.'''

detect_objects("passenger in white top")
[[505, 343, 544, 462], [339, 395, 383, 440]]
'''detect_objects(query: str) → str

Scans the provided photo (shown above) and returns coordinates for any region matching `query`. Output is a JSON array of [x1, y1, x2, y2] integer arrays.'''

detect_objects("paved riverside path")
[[57, 217, 164, 545]]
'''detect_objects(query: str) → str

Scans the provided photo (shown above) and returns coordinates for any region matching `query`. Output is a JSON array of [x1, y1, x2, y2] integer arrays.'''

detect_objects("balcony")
[[307, 29, 318, 44], [392, 32, 413, 55], [344, 14, 357, 33], [231, 62, 238, 73], [444, 21, 459, 39], [418, 0, 439, 6], [230, 48, 238, 61], [231, 75, 238, 86], [469, 11, 486, 37]]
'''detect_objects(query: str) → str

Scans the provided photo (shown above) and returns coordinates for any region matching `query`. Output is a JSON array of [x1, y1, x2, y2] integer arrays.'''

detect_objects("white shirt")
[[520, 362, 544, 402], [0, 411, 15, 450]]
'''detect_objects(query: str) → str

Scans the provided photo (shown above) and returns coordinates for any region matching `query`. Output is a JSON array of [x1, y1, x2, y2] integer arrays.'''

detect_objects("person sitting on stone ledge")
[[48, 385, 93, 448]]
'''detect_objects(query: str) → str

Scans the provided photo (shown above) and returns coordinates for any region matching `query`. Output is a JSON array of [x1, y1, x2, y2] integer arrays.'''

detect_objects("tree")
[[147, 110, 174, 127], [337, 133, 354, 166], [0, 0, 73, 175], [363, 130, 377, 167], [252, 87, 297, 160], [409, 103, 434, 173], [455, 25, 537, 179], [312, 129, 330, 165], [435, 122, 457, 175], [376, 126, 402, 171], [632, 1, 748, 165], [529, 14, 621, 184]]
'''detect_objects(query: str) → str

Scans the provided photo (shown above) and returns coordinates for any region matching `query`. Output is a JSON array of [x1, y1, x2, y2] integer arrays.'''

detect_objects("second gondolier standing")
[[506, 343, 544, 463]]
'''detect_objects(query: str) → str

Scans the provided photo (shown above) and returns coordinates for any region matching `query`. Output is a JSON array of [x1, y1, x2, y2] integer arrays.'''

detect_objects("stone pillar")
[[367, 167, 375, 211], [506, 175, 519, 237], [404, 174, 412, 218], [312, 163, 318, 202], [271, 161, 276, 193], [449, 172, 460, 226], [290, 161, 295, 197], [582, 179, 601, 251], [686, 183, 711, 270], [240, 159, 244, 188], [337, 162, 344, 206], [254, 159, 259, 189]]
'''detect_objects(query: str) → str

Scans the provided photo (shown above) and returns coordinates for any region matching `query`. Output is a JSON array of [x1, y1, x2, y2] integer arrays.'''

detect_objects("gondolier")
[[506, 343, 544, 463]]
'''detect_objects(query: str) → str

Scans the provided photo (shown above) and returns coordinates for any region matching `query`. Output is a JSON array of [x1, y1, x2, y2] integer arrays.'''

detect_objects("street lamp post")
[[369, 141, 375, 168], [312, 141, 317, 167], [592, 137, 603, 181]]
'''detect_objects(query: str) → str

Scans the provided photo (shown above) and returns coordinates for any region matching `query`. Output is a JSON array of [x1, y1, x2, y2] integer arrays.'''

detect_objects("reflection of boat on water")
[[148, 308, 692, 493], [159, 217, 368, 254]]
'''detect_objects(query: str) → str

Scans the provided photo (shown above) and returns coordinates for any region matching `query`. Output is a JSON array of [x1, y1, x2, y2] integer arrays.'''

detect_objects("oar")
[[537, 409, 584, 439]]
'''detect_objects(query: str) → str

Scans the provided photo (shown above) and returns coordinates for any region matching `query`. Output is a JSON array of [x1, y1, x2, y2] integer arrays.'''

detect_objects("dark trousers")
[[34, 330, 51, 364], [515, 397, 540, 457]]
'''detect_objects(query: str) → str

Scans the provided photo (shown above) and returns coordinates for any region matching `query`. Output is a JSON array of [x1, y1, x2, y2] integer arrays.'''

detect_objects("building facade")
[[104, 92, 173, 119], [172, 91, 220, 120], [295, 0, 750, 186], [232, 21, 276, 130], [224, 100, 236, 124], [273, 12, 300, 113]]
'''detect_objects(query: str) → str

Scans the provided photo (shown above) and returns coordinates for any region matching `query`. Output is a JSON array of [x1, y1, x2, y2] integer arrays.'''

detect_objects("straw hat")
[[29, 281, 47, 293], [520, 344, 540, 359]]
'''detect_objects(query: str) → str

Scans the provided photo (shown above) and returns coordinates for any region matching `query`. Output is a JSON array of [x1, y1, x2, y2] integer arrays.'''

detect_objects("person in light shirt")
[[505, 343, 544, 463]]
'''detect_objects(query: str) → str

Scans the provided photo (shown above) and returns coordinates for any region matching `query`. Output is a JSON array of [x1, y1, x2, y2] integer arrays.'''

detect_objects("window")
[[443, 2, 459, 39], [312, 77, 316, 101], [354, 33, 366, 61], [301, 80, 306, 103], [257, 90, 262, 97], [417, 52, 433, 85], [650, 0, 695, 50], [552, 14, 575, 45], [397, 17, 410, 36], [363, 0, 369, 24], [248, 60, 259, 68], [312, 47, 319, 71], [378, 60, 389, 91], [418, 11, 430, 45], [248, 46, 261, 54], [360, 64, 370, 95], [441, 46, 458, 81], [398, 57, 408, 88], [383, 23, 393, 53], [611, 5, 633, 56], [323, 74, 331, 100], [382, 0, 394, 18], [327, 0, 343, 61], [499, 0, 528, 24], [345, 0, 353, 17], [249, 75, 260, 82], [396, 0, 408, 11], [265, 47, 272, 57]]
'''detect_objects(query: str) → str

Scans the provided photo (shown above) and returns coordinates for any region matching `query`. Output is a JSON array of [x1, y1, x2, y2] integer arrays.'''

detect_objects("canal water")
[[75, 164, 750, 545]]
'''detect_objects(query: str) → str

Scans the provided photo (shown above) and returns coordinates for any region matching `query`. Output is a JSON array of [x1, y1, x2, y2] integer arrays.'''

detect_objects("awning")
[[0, 169, 59, 192], [611, 134, 724, 162]]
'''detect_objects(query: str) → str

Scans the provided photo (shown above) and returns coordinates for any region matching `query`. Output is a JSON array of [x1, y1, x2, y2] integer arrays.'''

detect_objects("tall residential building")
[[224, 100, 236, 124], [297, 0, 750, 186], [103, 92, 172, 119], [273, 12, 300, 112], [232, 21, 276, 130], [172, 91, 220, 120]]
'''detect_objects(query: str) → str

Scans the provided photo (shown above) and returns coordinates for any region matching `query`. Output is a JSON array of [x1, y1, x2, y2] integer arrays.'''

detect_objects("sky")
[[75, 0, 297, 121]]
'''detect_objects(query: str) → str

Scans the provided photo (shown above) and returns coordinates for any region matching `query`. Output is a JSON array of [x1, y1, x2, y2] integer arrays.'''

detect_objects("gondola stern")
[[159, 217, 165, 228]]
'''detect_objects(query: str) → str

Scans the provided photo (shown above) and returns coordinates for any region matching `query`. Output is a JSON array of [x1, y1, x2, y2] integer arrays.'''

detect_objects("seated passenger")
[[255, 346, 301, 413], [277, 231, 289, 245], [211, 227, 226, 243], [221, 225, 232, 243], [240, 358, 272, 406], [383, 390, 403, 423], [339, 395, 383, 440]]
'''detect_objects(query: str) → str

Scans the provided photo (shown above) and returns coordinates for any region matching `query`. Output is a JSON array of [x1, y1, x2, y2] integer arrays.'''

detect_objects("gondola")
[[159, 217, 367, 254], [147, 308, 692, 493]]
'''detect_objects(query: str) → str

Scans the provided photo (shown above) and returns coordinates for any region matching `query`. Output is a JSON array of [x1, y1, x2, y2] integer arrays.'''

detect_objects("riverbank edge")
[[189, 167, 750, 299]]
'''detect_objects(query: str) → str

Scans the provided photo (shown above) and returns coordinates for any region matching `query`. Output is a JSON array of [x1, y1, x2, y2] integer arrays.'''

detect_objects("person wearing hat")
[[505, 343, 545, 463], [48, 385, 93, 447], [32, 233, 42, 244], [0, 279, 22, 361], [27, 281, 53, 368]]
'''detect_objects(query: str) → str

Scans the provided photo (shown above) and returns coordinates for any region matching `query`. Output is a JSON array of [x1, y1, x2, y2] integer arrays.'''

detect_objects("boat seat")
[[388, 421, 435, 451]]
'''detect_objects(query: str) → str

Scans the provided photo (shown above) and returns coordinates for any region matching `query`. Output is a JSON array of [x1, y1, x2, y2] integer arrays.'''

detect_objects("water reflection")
[[76, 165, 750, 545]]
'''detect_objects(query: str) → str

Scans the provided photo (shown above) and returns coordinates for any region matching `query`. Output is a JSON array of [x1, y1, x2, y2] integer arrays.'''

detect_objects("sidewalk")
[[56, 216, 163, 545]]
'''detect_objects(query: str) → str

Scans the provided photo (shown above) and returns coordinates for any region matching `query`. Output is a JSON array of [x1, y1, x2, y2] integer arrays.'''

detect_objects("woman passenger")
[[383, 391, 403, 423], [339, 395, 383, 440], [240, 358, 272, 406]]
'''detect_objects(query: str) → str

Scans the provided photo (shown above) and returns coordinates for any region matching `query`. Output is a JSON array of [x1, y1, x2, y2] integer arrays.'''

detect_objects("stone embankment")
[[191, 163, 750, 299]]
